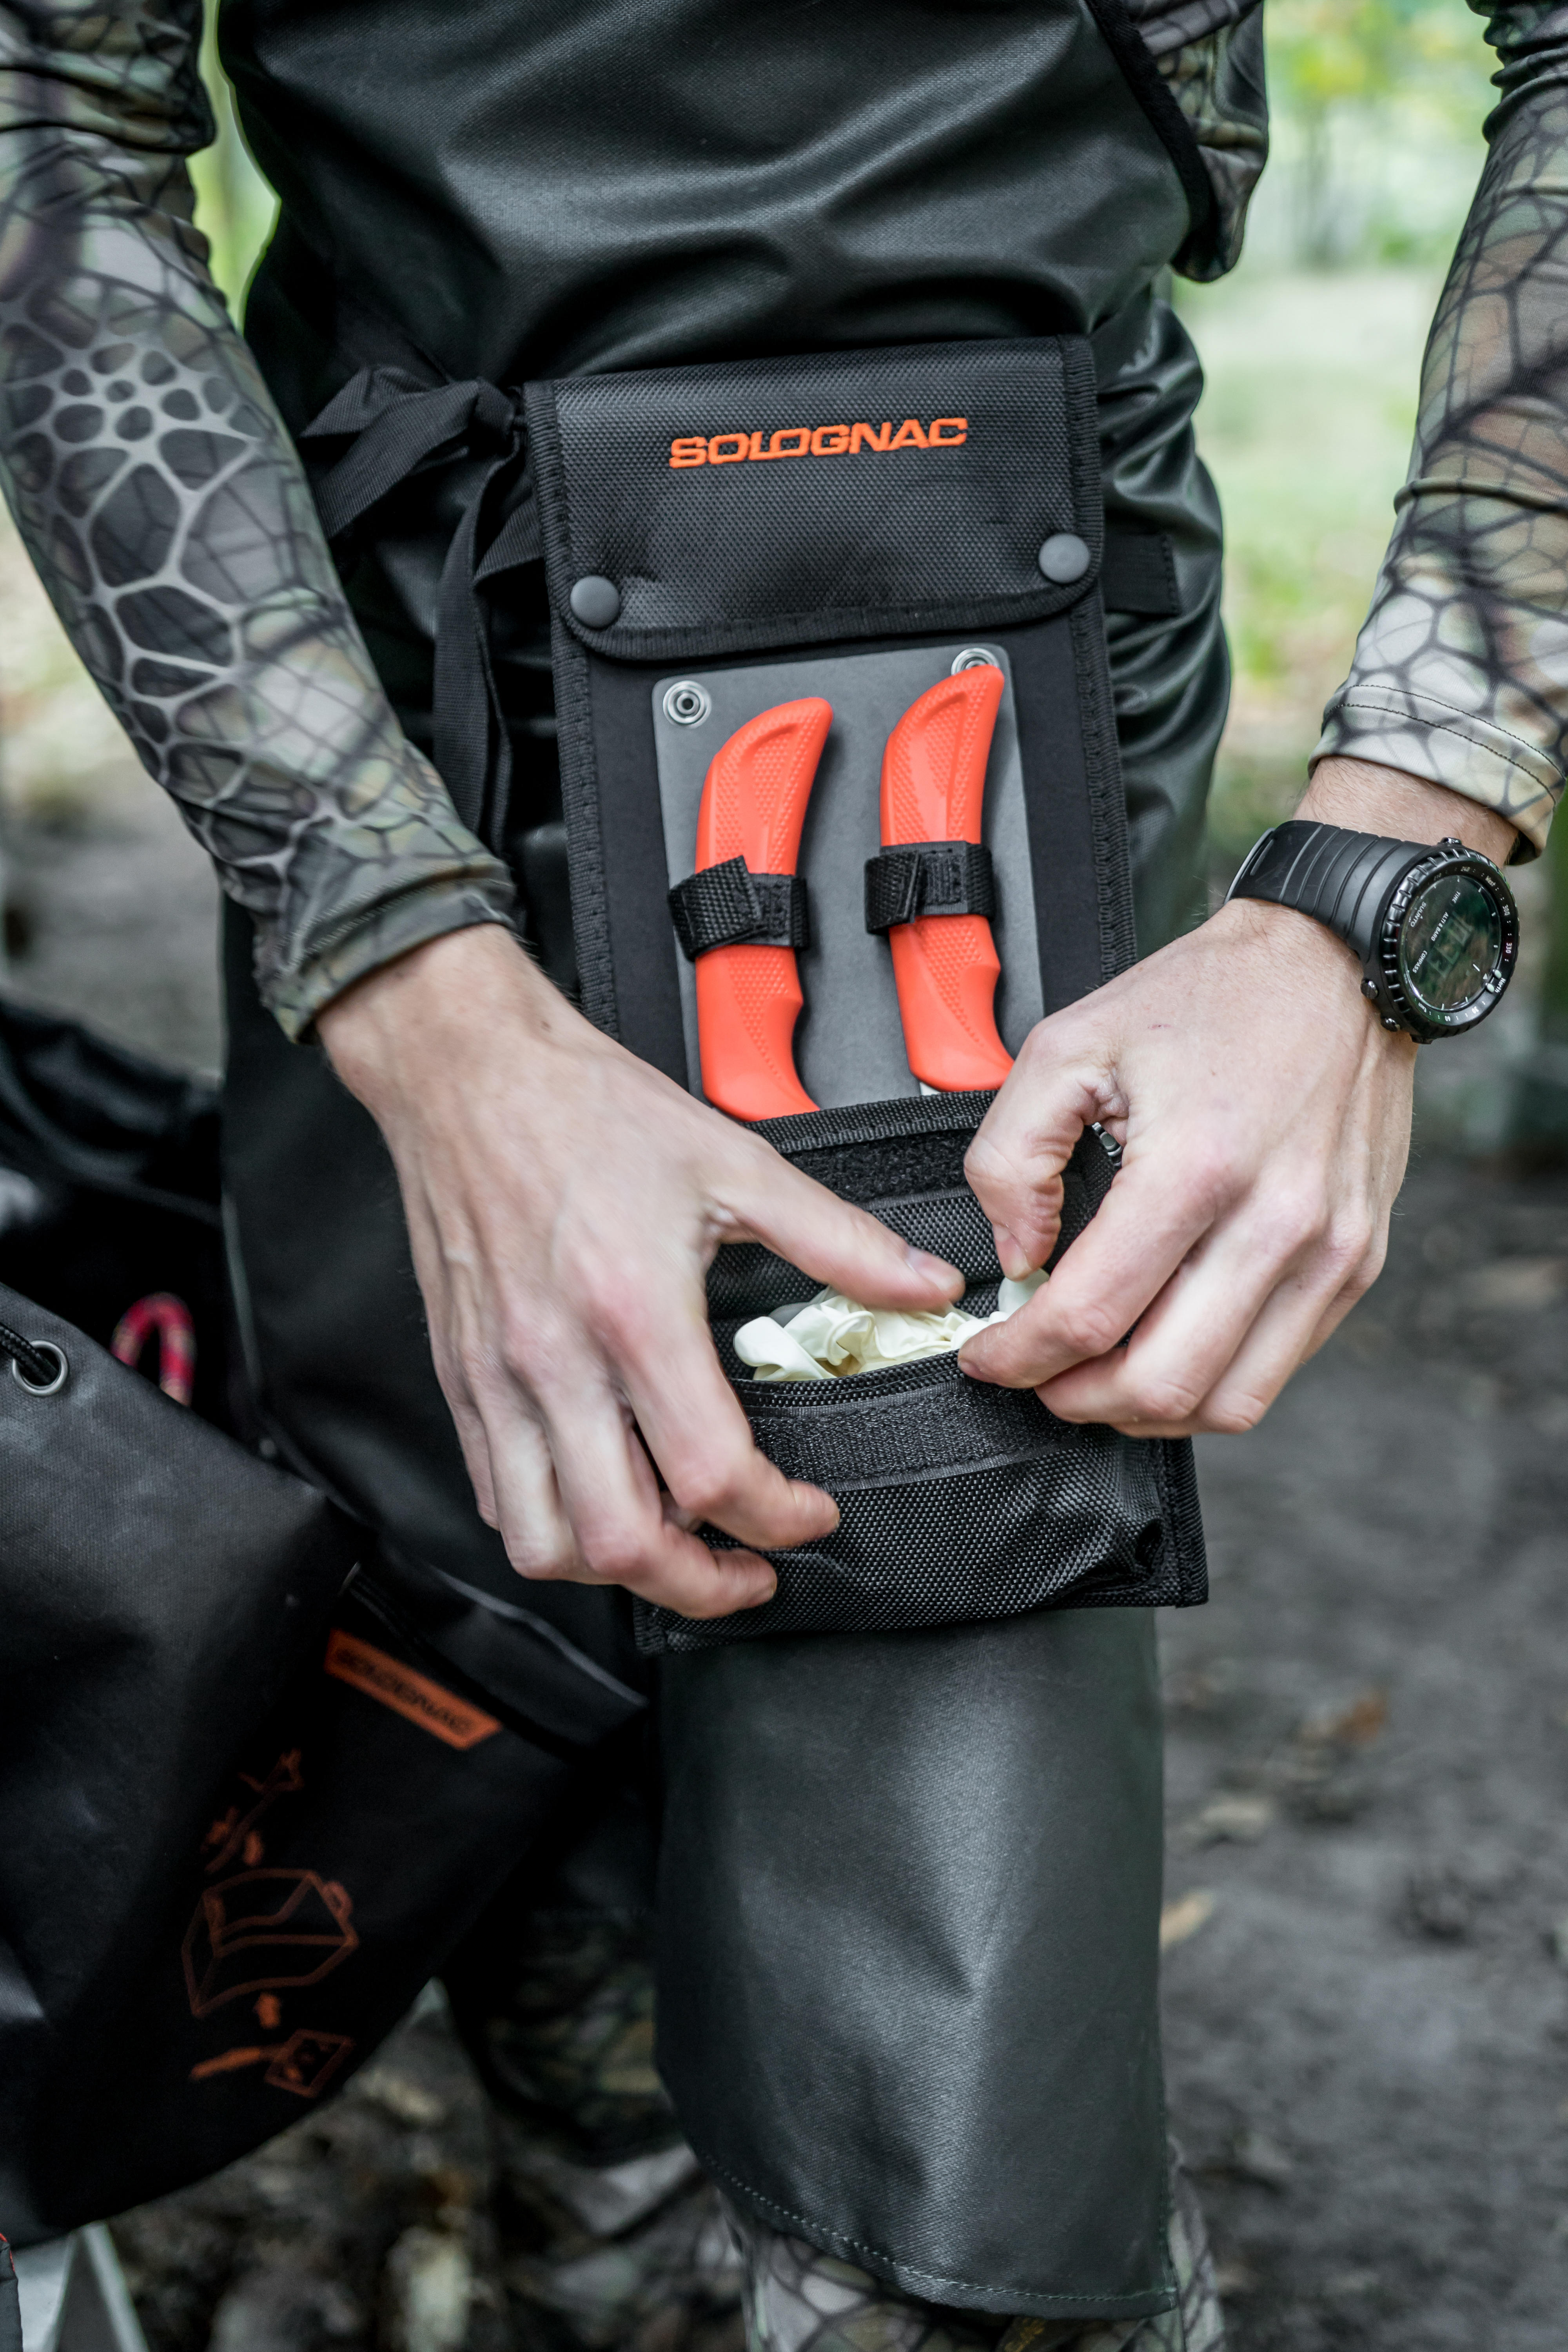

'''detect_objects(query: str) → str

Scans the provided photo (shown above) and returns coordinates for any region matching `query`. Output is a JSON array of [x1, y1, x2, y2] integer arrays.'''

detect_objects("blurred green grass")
[[1177, 0, 1495, 883]]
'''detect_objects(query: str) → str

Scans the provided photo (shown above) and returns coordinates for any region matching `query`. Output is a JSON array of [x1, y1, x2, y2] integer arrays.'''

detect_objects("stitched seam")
[[1330, 691, 1564, 784], [1069, 595, 1137, 979], [695, 2145, 1176, 2314], [1079, 0, 1219, 264]]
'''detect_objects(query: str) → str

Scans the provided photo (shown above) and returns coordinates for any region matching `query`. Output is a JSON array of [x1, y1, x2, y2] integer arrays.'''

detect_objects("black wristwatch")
[[1228, 820, 1518, 1043]]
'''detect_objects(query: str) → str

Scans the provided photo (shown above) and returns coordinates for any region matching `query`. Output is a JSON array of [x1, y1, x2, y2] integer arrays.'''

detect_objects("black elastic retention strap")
[[864, 841, 998, 934], [669, 859, 809, 960]]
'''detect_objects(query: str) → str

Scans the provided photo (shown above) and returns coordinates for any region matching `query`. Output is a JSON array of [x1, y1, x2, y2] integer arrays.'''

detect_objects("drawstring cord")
[[0, 1318, 65, 1392]]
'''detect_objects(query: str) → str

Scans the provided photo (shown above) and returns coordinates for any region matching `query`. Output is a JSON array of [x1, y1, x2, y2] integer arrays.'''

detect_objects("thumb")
[[719, 1152, 962, 1311], [964, 1035, 1105, 1278]]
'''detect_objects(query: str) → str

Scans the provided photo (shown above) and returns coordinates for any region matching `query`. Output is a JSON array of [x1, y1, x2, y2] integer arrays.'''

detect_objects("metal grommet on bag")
[[1038, 532, 1090, 584], [10, 1341, 68, 1397], [950, 647, 1000, 674], [569, 574, 622, 627], [662, 679, 713, 726]]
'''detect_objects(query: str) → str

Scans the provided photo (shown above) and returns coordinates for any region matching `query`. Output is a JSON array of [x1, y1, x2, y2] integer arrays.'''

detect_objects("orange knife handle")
[[879, 668, 1012, 1093], [889, 918, 1011, 1092], [697, 946, 815, 1121], [688, 698, 831, 1122]]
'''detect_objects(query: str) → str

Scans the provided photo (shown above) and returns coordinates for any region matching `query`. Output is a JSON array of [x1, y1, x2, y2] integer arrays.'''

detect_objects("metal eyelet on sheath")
[[662, 680, 712, 727], [11, 1341, 68, 1397], [950, 647, 1000, 674]]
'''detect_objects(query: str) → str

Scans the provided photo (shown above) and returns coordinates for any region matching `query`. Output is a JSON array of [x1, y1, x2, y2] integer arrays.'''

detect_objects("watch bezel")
[[1369, 839, 1518, 1042]]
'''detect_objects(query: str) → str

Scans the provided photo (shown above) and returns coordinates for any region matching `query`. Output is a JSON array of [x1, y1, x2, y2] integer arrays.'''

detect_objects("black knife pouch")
[[525, 337, 1205, 1653]]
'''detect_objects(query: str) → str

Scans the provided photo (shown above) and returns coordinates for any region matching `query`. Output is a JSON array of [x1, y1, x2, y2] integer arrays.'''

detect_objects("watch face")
[[1396, 870, 1505, 1020]]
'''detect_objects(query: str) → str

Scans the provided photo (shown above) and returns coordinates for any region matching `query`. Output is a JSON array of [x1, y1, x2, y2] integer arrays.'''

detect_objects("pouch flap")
[[526, 338, 1101, 662]]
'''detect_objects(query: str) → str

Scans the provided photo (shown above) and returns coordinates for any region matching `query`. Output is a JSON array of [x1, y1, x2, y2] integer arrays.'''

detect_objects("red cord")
[[111, 1292, 196, 1406]]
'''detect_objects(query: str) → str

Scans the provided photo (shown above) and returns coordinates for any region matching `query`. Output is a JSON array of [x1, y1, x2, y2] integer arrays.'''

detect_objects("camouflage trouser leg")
[[448, 1913, 745, 2352], [452, 1919, 1220, 2352], [725, 2155, 1223, 2352]]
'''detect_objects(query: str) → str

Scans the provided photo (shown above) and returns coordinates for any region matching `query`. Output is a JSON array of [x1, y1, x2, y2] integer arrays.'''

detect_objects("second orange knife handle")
[[693, 697, 831, 1122], [880, 667, 1013, 1093]]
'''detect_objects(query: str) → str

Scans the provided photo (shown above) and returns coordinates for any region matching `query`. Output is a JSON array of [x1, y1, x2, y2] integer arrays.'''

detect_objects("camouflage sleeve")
[[0, 0, 516, 1038], [1125, 0, 1269, 279], [1314, 0, 1568, 855]]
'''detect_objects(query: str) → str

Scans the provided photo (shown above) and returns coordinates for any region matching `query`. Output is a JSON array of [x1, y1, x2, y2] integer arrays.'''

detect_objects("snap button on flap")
[[1038, 533, 1090, 584], [569, 574, 622, 627]]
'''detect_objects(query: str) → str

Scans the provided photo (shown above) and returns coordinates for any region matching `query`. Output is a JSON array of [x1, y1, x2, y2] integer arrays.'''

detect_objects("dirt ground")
[[8, 780, 1568, 2352]]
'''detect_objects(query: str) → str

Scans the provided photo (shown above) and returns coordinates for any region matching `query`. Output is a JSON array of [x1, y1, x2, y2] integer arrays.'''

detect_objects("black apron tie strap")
[[302, 368, 541, 844]]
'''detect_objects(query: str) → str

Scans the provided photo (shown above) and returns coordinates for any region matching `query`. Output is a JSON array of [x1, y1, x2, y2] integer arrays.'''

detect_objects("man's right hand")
[[318, 924, 962, 1619]]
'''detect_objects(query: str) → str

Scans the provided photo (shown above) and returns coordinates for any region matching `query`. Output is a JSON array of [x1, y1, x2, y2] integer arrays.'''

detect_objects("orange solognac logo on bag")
[[323, 1627, 500, 1750], [669, 417, 968, 468]]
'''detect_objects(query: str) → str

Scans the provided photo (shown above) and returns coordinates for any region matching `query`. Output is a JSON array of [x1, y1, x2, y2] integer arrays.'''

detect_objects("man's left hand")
[[958, 758, 1515, 1436]]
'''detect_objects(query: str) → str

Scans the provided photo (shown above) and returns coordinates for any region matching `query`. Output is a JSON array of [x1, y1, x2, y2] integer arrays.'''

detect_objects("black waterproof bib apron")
[[219, 0, 1230, 2319]]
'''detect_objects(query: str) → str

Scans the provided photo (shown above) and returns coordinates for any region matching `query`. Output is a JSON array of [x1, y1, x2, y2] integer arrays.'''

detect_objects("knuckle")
[[964, 1133, 1008, 1191], [577, 1255, 650, 1328], [1337, 1255, 1382, 1310], [1181, 1142, 1249, 1219], [1127, 1374, 1205, 1425], [501, 1523, 576, 1582], [492, 1311, 543, 1383], [494, 1308, 576, 1394], [672, 1460, 750, 1524], [1054, 1297, 1123, 1359], [1321, 1217, 1377, 1287], [1201, 1391, 1270, 1437], [1260, 1188, 1330, 1259], [579, 1527, 657, 1585]]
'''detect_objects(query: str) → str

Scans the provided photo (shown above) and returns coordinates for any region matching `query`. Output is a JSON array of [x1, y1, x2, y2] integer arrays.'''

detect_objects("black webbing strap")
[[668, 858, 809, 961], [864, 840, 997, 933], [301, 368, 542, 847]]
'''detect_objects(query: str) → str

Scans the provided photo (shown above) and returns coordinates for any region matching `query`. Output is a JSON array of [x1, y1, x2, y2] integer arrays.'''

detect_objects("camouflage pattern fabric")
[[458, 1911, 742, 2352], [459, 1915, 683, 2171], [1127, 0, 1269, 281], [724, 2155, 1223, 2352], [0, 0, 516, 1040], [1316, 0, 1568, 850], [495, 2130, 744, 2352]]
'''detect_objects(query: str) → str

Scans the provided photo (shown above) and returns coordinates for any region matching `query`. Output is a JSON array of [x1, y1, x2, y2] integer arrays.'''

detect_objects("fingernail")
[[907, 1247, 957, 1285], [743, 1574, 778, 1608], [995, 1229, 1031, 1280]]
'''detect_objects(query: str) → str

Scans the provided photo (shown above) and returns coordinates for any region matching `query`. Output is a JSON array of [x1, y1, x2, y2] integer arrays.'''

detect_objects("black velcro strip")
[[864, 841, 997, 934], [1100, 528, 1180, 617], [669, 857, 809, 960]]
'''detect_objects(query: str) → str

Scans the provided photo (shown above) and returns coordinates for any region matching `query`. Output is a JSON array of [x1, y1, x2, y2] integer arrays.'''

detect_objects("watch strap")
[[1229, 820, 1429, 964]]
